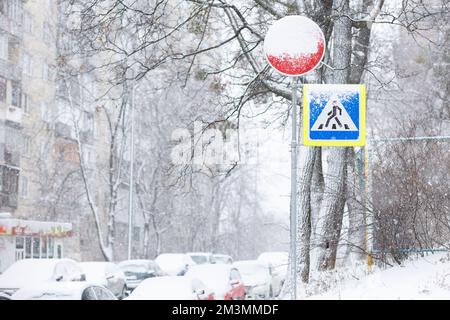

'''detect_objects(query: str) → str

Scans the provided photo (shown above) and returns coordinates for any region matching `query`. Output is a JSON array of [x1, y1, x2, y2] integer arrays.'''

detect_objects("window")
[[11, 81, 21, 107], [22, 135, 31, 154], [43, 22, 52, 45], [82, 288, 97, 300], [57, 244, 62, 258], [19, 175, 28, 198], [42, 62, 49, 81], [21, 93, 30, 113], [0, 33, 7, 60], [32, 237, 40, 258], [93, 287, 116, 300], [25, 236, 32, 258], [23, 11, 33, 33], [1, 166, 19, 195], [7, 0, 21, 21], [0, 77, 6, 103], [40, 236, 47, 258], [15, 236, 24, 261], [48, 237, 54, 258], [41, 101, 50, 121], [22, 52, 32, 76], [0, 1, 6, 15], [8, 38, 19, 63]]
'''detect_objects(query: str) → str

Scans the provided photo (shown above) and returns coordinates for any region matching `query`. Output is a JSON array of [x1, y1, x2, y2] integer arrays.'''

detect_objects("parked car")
[[0, 293, 11, 300], [233, 260, 272, 299], [212, 254, 233, 264], [187, 252, 214, 265], [11, 282, 117, 300], [185, 264, 246, 300], [118, 259, 165, 291], [126, 276, 214, 300], [257, 252, 288, 297], [155, 253, 196, 276], [0, 259, 85, 298], [79, 262, 126, 299]]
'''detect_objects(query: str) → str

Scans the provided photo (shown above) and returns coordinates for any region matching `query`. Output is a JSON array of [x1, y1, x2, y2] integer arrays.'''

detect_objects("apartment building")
[[0, 0, 143, 271]]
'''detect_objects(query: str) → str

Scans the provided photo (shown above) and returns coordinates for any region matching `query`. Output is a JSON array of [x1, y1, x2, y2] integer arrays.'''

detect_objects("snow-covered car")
[[233, 260, 272, 299], [118, 259, 165, 290], [10, 282, 117, 300], [155, 253, 196, 276], [212, 254, 233, 264], [0, 259, 85, 298], [185, 264, 246, 300], [126, 276, 214, 300], [187, 252, 214, 265], [0, 292, 11, 300], [79, 262, 126, 299], [257, 252, 288, 297]]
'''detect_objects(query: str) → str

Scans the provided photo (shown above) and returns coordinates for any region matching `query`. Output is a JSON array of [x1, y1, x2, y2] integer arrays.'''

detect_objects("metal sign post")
[[264, 15, 326, 300], [290, 78, 298, 300]]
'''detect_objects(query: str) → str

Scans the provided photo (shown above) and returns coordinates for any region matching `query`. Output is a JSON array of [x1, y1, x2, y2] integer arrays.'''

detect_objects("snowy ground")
[[306, 253, 450, 300]]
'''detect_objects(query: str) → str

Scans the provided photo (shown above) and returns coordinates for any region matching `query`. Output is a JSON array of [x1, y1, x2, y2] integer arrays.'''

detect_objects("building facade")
[[0, 0, 143, 270]]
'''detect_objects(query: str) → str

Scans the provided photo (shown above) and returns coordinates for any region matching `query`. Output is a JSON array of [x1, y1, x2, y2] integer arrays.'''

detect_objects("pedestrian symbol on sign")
[[311, 96, 358, 131], [303, 84, 366, 146]]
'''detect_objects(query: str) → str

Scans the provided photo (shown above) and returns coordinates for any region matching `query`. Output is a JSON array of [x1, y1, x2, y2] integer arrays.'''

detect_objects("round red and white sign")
[[264, 16, 325, 76]]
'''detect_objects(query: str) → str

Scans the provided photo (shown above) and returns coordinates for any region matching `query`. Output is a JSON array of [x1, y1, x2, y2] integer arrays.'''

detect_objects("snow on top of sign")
[[264, 15, 323, 56], [308, 85, 360, 106]]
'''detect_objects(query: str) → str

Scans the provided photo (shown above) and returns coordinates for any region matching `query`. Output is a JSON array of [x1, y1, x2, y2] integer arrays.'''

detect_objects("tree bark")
[[297, 146, 319, 283], [345, 148, 366, 262], [316, 0, 352, 271]]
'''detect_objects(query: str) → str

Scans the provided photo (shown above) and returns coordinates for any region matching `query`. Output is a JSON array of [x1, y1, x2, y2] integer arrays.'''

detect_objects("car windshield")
[[120, 264, 147, 274], [190, 255, 209, 264], [213, 256, 231, 264]]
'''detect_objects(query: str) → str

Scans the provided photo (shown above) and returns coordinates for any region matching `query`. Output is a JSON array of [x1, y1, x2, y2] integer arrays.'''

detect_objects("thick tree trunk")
[[316, 148, 348, 270], [345, 148, 367, 262], [297, 146, 319, 283], [316, 0, 353, 271]]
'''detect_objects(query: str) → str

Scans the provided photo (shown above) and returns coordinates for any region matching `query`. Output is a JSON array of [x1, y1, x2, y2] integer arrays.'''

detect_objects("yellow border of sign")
[[302, 84, 366, 147]]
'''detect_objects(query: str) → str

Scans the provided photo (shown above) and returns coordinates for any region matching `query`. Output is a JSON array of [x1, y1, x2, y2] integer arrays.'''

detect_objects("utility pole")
[[127, 76, 136, 260]]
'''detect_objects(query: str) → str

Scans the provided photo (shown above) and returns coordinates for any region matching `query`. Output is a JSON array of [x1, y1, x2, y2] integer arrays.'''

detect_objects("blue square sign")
[[302, 84, 366, 146]]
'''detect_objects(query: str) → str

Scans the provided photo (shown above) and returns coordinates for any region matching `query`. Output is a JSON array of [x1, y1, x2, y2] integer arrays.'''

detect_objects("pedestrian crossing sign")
[[302, 84, 366, 146]]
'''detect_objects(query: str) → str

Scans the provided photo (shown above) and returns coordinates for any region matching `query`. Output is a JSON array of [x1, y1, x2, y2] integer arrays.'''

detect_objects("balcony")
[[0, 7, 24, 39], [5, 105, 22, 124], [0, 165, 19, 209], [0, 58, 22, 81]]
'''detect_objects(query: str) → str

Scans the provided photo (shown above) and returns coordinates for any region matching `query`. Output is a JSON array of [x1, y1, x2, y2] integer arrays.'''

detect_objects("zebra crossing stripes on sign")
[[302, 84, 366, 146]]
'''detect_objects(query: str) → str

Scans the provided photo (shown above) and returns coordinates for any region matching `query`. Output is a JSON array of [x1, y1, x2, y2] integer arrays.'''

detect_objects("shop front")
[[0, 217, 72, 273]]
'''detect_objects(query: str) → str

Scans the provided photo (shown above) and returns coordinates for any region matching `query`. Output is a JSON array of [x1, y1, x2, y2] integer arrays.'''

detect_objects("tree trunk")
[[345, 148, 367, 262], [316, 0, 352, 271], [297, 146, 319, 283]]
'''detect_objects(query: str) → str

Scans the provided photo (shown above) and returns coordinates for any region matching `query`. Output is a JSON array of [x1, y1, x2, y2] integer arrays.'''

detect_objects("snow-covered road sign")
[[302, 84, 366, 146], [263, 16, 325, 76]]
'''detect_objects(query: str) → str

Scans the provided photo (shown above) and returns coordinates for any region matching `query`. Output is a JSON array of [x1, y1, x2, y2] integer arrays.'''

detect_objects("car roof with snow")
[[0, 259, 83, 288], [126, 276, 203, 300]]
